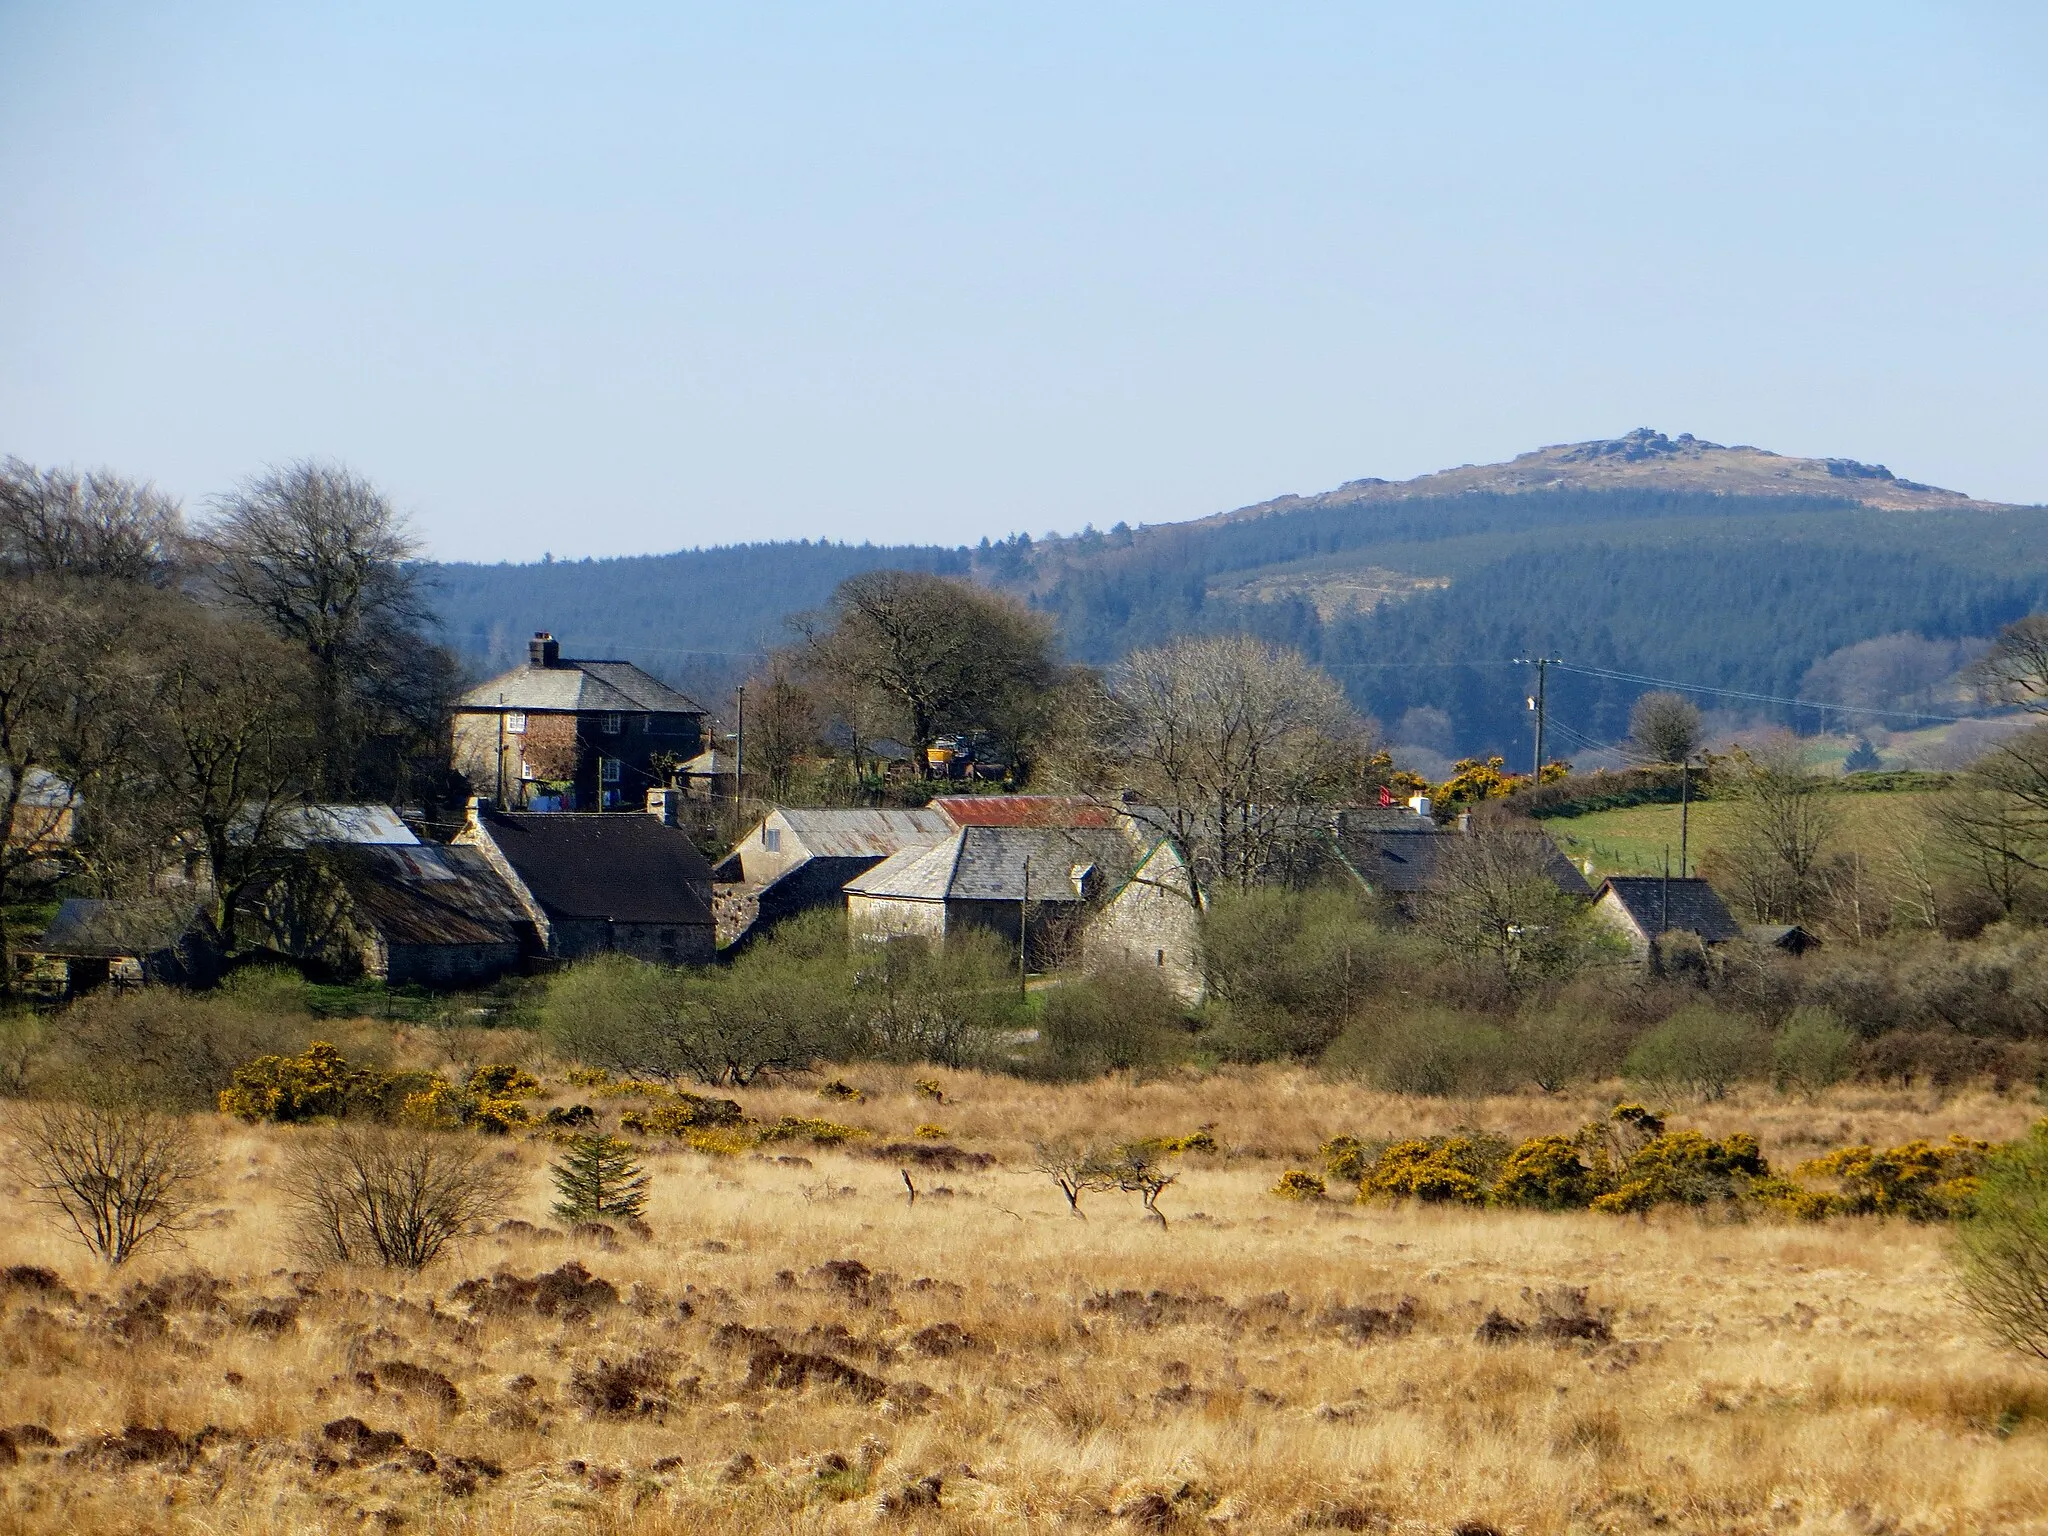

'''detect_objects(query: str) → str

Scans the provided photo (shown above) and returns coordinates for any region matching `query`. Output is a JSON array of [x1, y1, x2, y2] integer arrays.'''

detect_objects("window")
[[506, 711, 526, 734], [602, 712, 623, 735], [520, 760, 536, 780], [761, 827, 781, 852], [601, 758, 621, 783]]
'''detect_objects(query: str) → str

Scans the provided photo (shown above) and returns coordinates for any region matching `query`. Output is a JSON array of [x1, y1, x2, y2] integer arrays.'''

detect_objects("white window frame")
[[602, 712, 623, 735], [506, 711, 527, 734], [601, 757, 621, 784]]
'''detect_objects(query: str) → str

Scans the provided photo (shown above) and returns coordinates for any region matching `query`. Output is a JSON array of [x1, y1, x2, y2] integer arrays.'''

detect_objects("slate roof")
[[1597, 877, 1743, 942], [34, 898, 202, 958], [331, 845, 531, 948], [457, 657, 705, 715], [476, 811, 714, 926], [1334, 818, 1593, 899], [846, 826, 1136, 904]]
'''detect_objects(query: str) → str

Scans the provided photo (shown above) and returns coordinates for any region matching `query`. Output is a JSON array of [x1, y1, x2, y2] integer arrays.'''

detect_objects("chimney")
[[529, 632, 560, 668], [646, 787, 677, 826]]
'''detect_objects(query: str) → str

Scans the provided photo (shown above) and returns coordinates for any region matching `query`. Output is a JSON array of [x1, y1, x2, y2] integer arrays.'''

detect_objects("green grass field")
[[1541, 789, 1942, 879]]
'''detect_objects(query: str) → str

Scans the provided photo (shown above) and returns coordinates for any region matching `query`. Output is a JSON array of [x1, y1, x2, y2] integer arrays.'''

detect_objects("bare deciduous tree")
[[1969, 613, 2048, 715], [1626, 692, 1703, 767], [282, 1125, 517, 1271], [796, 569, 1059, 772], [1413, 824, 1589, 976], [1110, 635, 1366, 896], [11, 1103, 208, 1265], [1717, 735, 1839, 922], [1031, 1138, 1117, 1217], [138, 606, 320, 951], [0, 458, 184, 584], [741, 659, 820, 801], [201, 461, 450, 798]]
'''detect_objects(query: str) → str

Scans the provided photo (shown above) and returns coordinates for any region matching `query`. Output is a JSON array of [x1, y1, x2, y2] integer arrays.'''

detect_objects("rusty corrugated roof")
[[930, 795, 1121, 829]]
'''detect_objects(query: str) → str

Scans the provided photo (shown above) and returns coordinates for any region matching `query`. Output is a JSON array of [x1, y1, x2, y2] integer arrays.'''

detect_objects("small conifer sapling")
[[549, 1132, 651, 1226]]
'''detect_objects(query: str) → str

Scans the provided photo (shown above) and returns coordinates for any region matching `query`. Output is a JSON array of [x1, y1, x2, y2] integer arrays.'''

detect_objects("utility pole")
[[1678, 758, 1690, 878], [1516, 656, 1560, 779], [733, 683, 745, 830], [495, 691, 506, 807], [1018, 857, 1030, 998]]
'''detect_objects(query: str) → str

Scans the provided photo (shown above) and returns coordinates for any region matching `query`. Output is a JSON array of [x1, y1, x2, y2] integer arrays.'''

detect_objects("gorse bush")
[[1798, 1137, 1991, 1220], [1313, 1103, 2031, 1221], [219, 1042, 421, 1122]]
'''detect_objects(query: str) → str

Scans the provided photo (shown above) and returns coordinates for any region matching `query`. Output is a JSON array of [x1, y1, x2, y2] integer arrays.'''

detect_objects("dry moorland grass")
[[2, 1068, 2047, 1535]]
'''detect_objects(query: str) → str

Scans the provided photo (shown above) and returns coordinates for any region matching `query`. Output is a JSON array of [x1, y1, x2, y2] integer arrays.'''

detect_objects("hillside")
[[423, 430, 2048, 756]]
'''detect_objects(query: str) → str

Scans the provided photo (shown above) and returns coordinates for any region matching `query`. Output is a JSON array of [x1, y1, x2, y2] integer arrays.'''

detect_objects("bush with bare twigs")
[[8, 1102, 208, 1265], [281, 1124, 517, 1271]]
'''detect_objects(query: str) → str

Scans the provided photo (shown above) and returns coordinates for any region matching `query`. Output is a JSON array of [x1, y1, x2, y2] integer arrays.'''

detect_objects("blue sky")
[[3, 3, 2045, 560]]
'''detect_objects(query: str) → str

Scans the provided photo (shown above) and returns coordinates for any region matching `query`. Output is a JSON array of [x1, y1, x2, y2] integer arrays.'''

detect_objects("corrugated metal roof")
[[333, 845, 532, 947], [226, 804, 422, 848], [0, 768, 74, 809], [1334, 822, 1592, 898], [776, 808, 953, 858], [931, 795, 1121, 828], [457, 658, 705, 714], [35, 898, 201, 957]]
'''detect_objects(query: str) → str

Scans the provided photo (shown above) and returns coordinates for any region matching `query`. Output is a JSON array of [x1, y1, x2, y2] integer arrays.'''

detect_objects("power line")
[[1550, 661, 1981, 725]]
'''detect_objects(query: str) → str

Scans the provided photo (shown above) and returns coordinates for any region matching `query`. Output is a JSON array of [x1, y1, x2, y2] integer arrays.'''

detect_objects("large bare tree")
[[0, 458, 183, 584], [1716, 734, 1839, 922], [796, 569, 1059, 772], [200, 461, 450, 799], [1970, 613, 2048, 715], [1110, 635, 1367, 896]]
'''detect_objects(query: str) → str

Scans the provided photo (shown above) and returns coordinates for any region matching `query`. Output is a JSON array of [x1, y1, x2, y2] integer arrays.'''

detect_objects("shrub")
[[215, 966, 314, 1017], [1493, 1135, 1596, 1210], [618, 1090, 745, 1137], [1357, 1135, 1510, 1205], [1320, 1135, 1372, 1185], [1200, 887, 1427, 1060], [219, 1042, 412, 1122], [1955, 1121, 2048, 1362], [61, 990, 311, 1112], [10, 1103, 208, 1265], [1327, 1008, 1517, 1097], [1590, 1130, 1769, 1214], [282, 1125, 516, 1271], [1623, 1006, 1771, 1101], [549, 1133, 650, 1226], [1509, 1008, 1616, 1093], [1038, 964, 1185, 1077], [1799, 1137, 1991, 1220], [756, 1117, 865, 1145], [1772, 1007, 1857, 1098], [1272, 1170, 1326, 1200]]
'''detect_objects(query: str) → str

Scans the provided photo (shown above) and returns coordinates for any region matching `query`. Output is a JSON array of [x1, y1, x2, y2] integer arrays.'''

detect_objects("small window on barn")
[[762, 827, 781, 852], [602, 712, 623, 734], [520, 760, 536, 780], [506, 711, 526, 734], [601, 758, 621, 783]]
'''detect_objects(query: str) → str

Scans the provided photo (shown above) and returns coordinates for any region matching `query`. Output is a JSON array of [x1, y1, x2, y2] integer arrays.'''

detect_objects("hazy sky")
[[4, 3, 2046, 561]]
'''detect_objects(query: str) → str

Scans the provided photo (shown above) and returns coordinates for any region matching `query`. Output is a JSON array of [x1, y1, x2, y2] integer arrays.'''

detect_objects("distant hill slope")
[[424, 430, 2048, 757]]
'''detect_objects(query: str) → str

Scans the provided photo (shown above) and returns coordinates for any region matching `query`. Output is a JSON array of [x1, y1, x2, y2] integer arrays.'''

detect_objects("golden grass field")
[[4, 1066, 2048, 1535]]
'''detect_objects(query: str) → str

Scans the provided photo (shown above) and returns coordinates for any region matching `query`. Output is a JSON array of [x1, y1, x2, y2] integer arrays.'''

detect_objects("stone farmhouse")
[[452, 632, 706, 812]]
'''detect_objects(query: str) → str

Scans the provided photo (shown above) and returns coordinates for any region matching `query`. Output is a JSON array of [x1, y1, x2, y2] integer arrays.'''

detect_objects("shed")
[[16, 898, 214, 998], [321, 844, 535, 986]]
